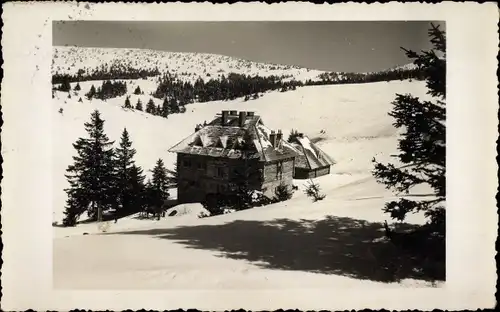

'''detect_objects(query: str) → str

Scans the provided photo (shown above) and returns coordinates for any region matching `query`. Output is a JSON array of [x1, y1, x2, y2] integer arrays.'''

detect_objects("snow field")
[[53, 74, 440, 289]]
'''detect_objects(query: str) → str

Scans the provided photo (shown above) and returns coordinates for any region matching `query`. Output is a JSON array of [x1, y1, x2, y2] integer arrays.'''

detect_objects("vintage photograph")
[[2, 2, 499, 310], [50, 21, 447, 289]]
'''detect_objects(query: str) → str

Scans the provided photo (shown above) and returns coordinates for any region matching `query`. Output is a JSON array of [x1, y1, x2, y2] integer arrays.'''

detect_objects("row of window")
[[185, 179, 230, 193], [182, 159, 207, 170], [182, 158, 286, 180], [182, 159, 226, 178]]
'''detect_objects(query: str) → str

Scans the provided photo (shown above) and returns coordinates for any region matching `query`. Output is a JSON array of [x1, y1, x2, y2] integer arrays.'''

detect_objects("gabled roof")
[[291, 136, 335, 170], [253, 122, 302, 162], [169, 112, 301, 162]]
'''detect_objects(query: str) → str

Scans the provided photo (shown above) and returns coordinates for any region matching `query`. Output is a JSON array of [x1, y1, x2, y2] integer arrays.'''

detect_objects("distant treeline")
[[52, 65, 161, 85], [305, 67, 425, 86], [52, 64, 425, 104], [151, 72, 303, 104], [85, 80, 128, 100]]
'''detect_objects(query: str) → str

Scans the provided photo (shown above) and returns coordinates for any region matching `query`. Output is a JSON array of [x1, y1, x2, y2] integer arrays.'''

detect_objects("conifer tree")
[[129, 165, 147, 210], [135, 99, 143, 111], [74, 82, 81, 91], [372, 23, 446, 233], [134, 85, 142, 95], [63, 110, 117, 225], [114, 128, 145, 216], [86, 85, 97, 100], [151, 159, 169, 198], [145, 98, 156, 114], [123, 96, 132, 109], [161, 98, 170, 117], [168, 98, 180, 114], [274, 182, 294, 202], [59, 77, 71, 92], [146, 159, 170, 217], [304, 179, 326, 202], [165, 163, 178, 188]]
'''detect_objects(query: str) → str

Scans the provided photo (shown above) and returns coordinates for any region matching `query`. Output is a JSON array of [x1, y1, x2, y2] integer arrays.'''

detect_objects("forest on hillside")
[[52, 59, 425, 114]]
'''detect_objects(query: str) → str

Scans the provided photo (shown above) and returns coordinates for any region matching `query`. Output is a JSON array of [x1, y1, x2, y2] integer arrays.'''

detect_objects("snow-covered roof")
[[169, 111, 301, 162], [292, 136, 335, 170]]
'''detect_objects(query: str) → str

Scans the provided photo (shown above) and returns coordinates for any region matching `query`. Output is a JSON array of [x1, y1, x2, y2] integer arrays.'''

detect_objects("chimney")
[[247, 111, 255, 117], [269, 130, 277, 147], [221, 110, 229, 126], [238, 111, 247, 127], [195, 124, 202, 132], [229, 110, 238, 116], [277, 129, 283, 142]]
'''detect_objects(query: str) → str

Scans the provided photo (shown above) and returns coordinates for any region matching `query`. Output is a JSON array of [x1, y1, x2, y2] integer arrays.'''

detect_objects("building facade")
[[290, 135, 335, 179], [169, 110, 301, 203]]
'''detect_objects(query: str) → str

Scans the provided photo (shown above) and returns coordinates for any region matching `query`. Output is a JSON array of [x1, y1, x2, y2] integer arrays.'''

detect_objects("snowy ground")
[[53, 79, 442, 289]]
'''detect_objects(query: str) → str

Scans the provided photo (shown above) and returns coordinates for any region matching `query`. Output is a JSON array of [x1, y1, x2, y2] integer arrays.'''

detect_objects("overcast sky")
[[53, 21, 443, 73]]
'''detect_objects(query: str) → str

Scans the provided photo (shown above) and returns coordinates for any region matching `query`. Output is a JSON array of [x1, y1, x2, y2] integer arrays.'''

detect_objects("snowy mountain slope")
[[53, 79, 433, 222], [53, 78, 441, 289], [53, 46, 327, 83]]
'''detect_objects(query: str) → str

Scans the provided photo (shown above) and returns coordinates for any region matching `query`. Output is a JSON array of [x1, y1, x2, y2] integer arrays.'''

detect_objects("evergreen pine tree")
[[63, 110, 117, 225], [74, 82, 81, 91], [123, 96, 132, 109], [134, 85, 142, 95], [165, 163, 178, 188], [86, 85, 97, 100], [135, 99, 143, 111], [145, 98, 156, 114], [59, 77, 71, 92], [372, 23, 446, 233], [168, 98, 180, 114], [128, 165, 147, 212], [114, 128, 145, 216], [304, 179, 326, 202], [287, 129, 303, 143], [151, 159, 169, 198], [161, 98, 170, 117], [274, 181, 294, 202], [148, 159, 170, 218]]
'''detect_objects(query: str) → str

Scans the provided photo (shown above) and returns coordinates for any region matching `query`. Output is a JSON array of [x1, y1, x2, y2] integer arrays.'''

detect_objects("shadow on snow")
[[108, 215, 445, 283]]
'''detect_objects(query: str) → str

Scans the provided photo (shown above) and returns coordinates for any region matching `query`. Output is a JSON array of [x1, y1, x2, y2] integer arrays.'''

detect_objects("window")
[[217, 167, 225, 178], [197, 162, 203, 170], [182, 159, 192, 168], [276, 161, 283, 179]]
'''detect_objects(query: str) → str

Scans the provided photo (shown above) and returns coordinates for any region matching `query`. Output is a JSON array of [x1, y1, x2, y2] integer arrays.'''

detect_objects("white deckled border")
[[1, 2, 498, 311]]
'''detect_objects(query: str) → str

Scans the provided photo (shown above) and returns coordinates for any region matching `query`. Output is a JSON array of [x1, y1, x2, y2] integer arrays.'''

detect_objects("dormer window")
[[214, 138, 224, 148], [193, 136, 204, 147]]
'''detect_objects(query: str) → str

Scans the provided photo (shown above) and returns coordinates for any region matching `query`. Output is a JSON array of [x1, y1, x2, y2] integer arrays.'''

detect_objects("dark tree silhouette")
[[372, 23, 446, 234], [114, 128, 145, 216], [63, 110, 116, 225], [135, 99, 143, 111], [123, 96, 132, 109]]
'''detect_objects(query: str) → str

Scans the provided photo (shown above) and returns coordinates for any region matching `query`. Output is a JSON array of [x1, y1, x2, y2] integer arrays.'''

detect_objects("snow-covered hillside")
[[53, 46, 327, 83], [53, 77, 441, 289]]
